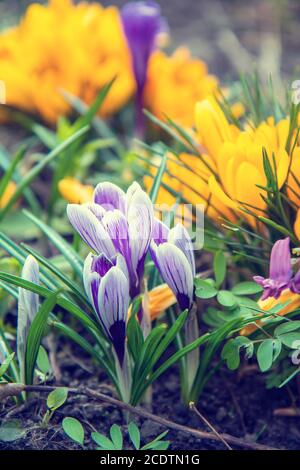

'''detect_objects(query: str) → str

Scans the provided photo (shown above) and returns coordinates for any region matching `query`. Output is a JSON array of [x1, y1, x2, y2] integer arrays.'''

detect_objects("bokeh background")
[[0, 0, 299, 85]]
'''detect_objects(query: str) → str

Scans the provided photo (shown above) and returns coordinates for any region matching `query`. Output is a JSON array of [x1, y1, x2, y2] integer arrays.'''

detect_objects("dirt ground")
[[0, 348, 299, 450]]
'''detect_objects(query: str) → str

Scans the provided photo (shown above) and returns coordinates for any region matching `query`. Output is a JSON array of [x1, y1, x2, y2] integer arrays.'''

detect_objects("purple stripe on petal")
[[169, 224, 196, 277], [155, 243, 194, 311], [67, 204, 116, 258], [93, 182, 126, 213], [153, 218, 169, 245], [92, 253, 114, 277]]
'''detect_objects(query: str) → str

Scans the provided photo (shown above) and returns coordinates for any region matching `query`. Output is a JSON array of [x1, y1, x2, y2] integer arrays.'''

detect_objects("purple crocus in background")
[[150, 220, 195, 311], [121, 1, 167, 136], [67, 181, 153, 304], [254, 237, 294, 300]]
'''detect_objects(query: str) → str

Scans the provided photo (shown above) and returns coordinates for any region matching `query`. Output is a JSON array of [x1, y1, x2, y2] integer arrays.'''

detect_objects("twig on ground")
[[189, 402, 232, 450], [273, 407, 300, 417], [0, 383, 278, 450]]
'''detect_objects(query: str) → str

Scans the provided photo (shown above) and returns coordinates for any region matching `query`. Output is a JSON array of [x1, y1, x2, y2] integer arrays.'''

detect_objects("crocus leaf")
[[25, 290, 60, 385], [213, 251, 226, 288], [0, 352, 15, 379]]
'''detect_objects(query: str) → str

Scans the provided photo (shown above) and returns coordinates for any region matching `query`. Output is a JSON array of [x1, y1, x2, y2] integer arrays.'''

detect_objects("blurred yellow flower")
[[0, 182, 17, 209], [144, 48, 218, 128], [147, 97, 292, 228], [148, 283, 176, 320], [240, 288, 300, 336], [0, 0, 135, 123], [58, 178, 93, 204]]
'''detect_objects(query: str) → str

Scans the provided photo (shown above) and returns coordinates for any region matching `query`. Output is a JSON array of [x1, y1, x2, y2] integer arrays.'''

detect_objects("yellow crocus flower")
[[241, 288, 300, 336], [58, 178, 93, 204], [144, 48, 218, 128], [0, 182, 17, 209]]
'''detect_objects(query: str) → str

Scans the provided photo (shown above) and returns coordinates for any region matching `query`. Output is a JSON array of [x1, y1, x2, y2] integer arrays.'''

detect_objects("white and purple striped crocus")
[[150, 220, 195, 311], [121, 1, 167, 136], [67, 181, 153, 304], [83, 252, 130, 366], [254, 237, 300, 300], [17, 255, 40, 383]]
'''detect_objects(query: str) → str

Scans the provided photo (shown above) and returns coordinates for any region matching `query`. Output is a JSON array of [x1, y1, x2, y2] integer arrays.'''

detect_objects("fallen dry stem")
[[1, 383, 278, 450]]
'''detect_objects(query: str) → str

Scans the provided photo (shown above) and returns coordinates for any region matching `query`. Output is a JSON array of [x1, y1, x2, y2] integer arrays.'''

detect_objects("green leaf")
[[141, 430, 169, 450], [47, 387, 68, 411], [91, 432, 116, 450], [25, 290, 60, 385], [0, 420, 26, 442], [257, 339, 282, 372], [0, 272, 98, 332], [194, 279, 218, 299], [109, 424, 123, 450], [23, 211, 83, 277], [0, 146, 26, 201], [62, 417, 84, 446], [232, 281, 263, 296], [217, 290, 238, 309], [274, 321, 300, 336], [221, 336, 253, 370], [36, 346, 50, 374], [278, 332, 300, 349], [0, 126, 89, 220], [128, 422, 140, 450], [0, 352, 15, 379], [213, 251, 226, 288], [149, 152, 167, 203]]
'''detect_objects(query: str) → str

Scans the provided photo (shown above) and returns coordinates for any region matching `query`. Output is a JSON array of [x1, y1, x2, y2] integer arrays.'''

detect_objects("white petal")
[[67, 204, 116, 257]]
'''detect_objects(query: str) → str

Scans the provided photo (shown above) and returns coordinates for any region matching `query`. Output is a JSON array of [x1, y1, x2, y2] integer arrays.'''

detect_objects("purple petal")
[[269, 237, 292, 282], [127, 182, 154, 275], [97, 266, 130, 340], [121, 1, 164, 94], [153, 218, 169, 245], [169, 224, 196, 277], [93, 182, 125, 213], [67, 204, 116, 258], [91, 253, 114, 277], [102, 210, 131, 263], [154, 242, 194, 311], [83, 202, 106, 222], [109, 320, 127, 365]]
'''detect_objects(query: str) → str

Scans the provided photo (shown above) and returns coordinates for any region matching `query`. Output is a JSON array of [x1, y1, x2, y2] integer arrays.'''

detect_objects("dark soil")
[[0, 348, 300, 450]]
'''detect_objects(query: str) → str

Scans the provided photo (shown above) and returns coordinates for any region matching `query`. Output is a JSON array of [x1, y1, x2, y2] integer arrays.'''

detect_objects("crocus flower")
[[150, 220, 195, 311], [17, 255, 40, 382], [254, 237, 293, 300], [83, 252, 129, 366], [121, 1, 167, 135], [67, 181, 153, 302]]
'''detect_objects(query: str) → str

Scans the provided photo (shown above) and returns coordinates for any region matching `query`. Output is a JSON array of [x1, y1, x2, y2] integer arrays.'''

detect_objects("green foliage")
[[62, 417, 85, 446], [63, 419, 170, 450]]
